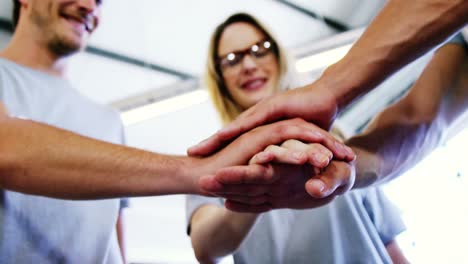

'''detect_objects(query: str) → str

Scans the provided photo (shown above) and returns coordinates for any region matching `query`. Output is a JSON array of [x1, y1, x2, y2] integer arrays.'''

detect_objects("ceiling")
[[0, 0, 386, 107]]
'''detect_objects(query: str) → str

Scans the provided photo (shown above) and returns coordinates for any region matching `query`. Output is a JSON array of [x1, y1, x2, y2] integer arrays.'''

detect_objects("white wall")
[[0, 29, 10, 49], [123, 100, 225, 263]]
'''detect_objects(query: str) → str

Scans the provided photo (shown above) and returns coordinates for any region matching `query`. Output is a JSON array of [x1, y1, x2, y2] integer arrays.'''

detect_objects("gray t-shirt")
[[186, 187, 405, 264], [0, 58, 124, 264]]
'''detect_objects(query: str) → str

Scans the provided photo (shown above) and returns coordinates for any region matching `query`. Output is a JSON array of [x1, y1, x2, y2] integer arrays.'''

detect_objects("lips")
[[61, 13, 93, 33], [241, 77, 267, 91]]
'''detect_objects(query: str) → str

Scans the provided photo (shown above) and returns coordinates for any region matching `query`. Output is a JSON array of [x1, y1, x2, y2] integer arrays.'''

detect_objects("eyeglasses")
[[217, 39, 275, 71]]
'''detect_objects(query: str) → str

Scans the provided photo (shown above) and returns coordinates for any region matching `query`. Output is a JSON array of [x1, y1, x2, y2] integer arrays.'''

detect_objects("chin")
[[49, 36, 84, 57]]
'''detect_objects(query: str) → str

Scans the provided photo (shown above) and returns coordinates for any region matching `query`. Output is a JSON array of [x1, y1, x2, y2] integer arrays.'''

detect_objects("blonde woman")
[[186, 13, 408, 264]]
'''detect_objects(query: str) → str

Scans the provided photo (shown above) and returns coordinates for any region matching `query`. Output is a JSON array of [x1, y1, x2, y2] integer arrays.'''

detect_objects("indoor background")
[[1, 1, 467, 263]]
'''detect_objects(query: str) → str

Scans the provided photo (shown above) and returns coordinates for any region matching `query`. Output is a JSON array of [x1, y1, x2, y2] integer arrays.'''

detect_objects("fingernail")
[[310, 180, 325, 193], [334, 141, 345, 155], [314, 154, 328, 165], [317, 181, 325, 192], [345, 146, 354, 157]]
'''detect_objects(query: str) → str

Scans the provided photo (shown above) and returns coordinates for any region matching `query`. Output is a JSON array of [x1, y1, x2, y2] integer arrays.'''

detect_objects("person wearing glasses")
[[0, 1, 355, 263], [189, 1, 468, 207], [186, 13, 409, 264]]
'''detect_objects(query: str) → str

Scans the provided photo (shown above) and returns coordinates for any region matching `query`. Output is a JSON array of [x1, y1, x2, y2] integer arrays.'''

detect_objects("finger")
[[187, 133, 229, 157], [210, 118, 336, 168], [215, 164, 277, 185], [225, 200, 272, 213], [305, 161, 355, 198], [251, 145, 308, 165], [281, 140, 332, 169], [209, 184, 273, 197], [189, 95, 284, 157], [198, 175, 224, 193], [298, 122, 355, 162], [219, 96, 283, 141], [219, 194, 269, 205], [249, 151, 275, 165]]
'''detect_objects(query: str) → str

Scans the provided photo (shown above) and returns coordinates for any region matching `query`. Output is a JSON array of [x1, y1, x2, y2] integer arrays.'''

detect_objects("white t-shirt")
[[187, 187, 405, 264], [0, 58, 124, 264]]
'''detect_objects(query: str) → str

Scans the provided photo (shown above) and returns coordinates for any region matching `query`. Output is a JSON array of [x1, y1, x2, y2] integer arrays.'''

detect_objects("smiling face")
[[23, 0, 101, 56], [217, 22, 280, 110]]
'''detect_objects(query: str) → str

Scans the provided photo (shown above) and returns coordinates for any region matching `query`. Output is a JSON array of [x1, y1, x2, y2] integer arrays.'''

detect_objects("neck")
[[0, 25, 70, 77]]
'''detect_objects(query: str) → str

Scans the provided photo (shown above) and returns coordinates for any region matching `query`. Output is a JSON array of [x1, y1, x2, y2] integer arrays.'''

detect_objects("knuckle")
[[265, 145, 277, 152]]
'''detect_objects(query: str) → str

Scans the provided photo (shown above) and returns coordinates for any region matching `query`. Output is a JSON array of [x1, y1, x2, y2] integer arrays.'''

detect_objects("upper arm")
[[185, 195, 222, 235], [374, 41, 468, 129]]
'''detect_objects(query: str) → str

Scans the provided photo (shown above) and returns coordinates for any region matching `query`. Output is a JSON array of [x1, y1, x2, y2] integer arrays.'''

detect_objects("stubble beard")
[[30, 4, 82, 58]]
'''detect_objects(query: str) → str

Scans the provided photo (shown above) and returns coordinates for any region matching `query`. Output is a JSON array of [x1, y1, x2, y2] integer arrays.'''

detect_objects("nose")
[[241, 54, 258, 73]]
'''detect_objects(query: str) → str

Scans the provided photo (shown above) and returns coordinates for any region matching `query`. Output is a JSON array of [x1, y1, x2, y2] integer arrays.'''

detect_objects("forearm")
[[316, 0, 468, 110], [190, 205, 258, 263], [0, 117, 203, 199], [347, 111, 444, 188], [347, 44, 468, 187]]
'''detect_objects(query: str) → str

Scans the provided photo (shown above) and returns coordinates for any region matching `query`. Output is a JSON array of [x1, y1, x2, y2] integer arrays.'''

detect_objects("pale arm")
[[190, 142, 332, 263], [189, 205, 258, 264], [189, 0, 468, 157], [347, 42, 468, 189], [324, 0, 468, 108], [200, 42, 468, 211]]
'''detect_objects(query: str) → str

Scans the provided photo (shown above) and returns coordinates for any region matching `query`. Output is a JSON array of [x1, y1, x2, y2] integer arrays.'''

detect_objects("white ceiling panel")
[[287, 0, 386, 27], [90, 0, 338, 76], [0, 0, 385, 107], [66, 52, 179, 105]]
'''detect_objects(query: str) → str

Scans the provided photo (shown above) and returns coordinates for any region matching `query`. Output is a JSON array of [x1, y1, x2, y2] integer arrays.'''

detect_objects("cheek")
[[223, 74, 240, 94]]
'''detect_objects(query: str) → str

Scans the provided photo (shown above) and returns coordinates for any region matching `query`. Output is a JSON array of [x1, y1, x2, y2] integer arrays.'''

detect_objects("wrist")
[[318, 59, 359, 112], [178, 156, 213, 195], [349, 147, 382, 189]]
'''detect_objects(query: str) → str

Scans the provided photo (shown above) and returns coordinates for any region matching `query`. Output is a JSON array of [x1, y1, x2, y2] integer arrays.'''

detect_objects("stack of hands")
[[187, 91, 356, 213]]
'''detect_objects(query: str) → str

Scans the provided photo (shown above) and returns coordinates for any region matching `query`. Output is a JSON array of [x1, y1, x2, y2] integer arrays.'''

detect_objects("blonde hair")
[[205, 13, 295, 125]]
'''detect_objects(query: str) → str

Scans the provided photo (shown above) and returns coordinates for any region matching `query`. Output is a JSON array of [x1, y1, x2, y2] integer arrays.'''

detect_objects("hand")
[[198, 118, 344, 171], [199, 140, 355, 212], [188, 84, 353, 160], [249, 139, 334, 173]]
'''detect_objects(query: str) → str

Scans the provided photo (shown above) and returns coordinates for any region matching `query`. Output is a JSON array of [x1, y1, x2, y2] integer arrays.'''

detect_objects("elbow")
[[194, 253, 216, 264], [192, 243, 217, 264], [191, 233, 240, 264]]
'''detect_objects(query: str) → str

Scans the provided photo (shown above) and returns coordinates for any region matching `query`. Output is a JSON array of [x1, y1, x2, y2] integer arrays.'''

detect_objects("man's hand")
[[188, 85, 355, 161], [199, 139, 355, 212], [194, 118, 347, 195]]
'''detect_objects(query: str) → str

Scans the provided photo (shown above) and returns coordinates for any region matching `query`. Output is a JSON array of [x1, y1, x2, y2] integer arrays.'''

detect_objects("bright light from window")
[[295, 44, 353, 73], [121, 89, 209, 126]]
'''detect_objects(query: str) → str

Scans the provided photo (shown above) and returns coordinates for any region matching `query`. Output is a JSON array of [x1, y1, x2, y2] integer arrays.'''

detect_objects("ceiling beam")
[[0, 18, 194, 80], [273, 0, 349, 32], [85, 46, 194, 80]]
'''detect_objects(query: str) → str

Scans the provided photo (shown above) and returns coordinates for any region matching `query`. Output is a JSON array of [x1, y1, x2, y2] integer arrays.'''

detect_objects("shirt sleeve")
[[444, 32, 467, 50], [185, 194, 223, 235], [361, 187, 406, 245], [462, 26, 468, 45]]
